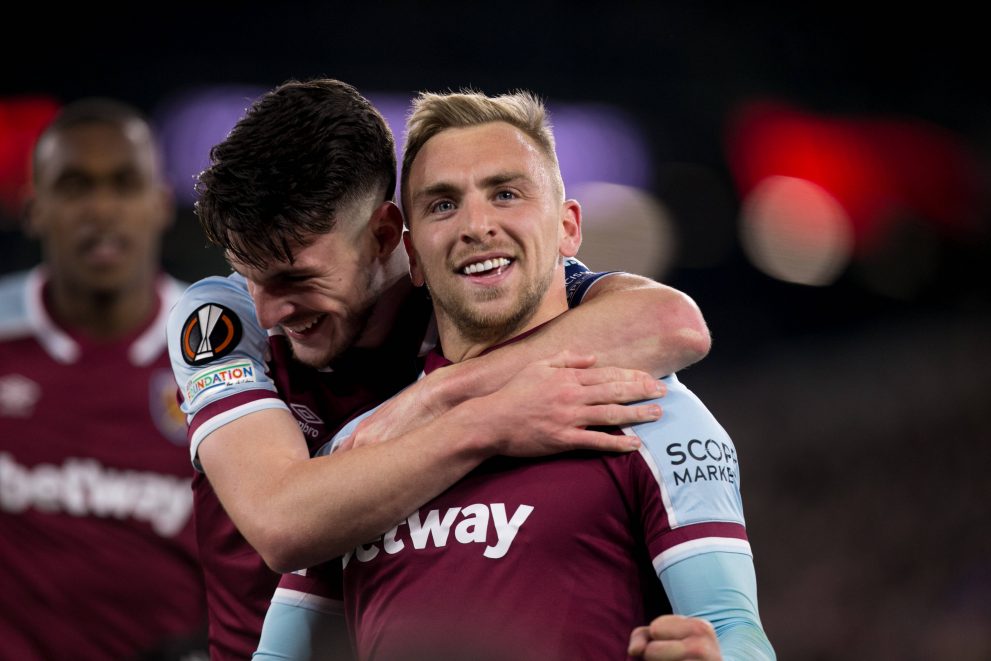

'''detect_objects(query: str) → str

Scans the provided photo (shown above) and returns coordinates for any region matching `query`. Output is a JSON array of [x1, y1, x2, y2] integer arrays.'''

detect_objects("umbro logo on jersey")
[[289, 403, 324, 439], [180, 303, 242, 366], [289, 403, 323, 425]]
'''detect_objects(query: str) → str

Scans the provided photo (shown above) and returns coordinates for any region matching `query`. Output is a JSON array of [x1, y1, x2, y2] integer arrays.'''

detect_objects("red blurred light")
[[0, 96, 61, 219], [726, 101, 984, 253]]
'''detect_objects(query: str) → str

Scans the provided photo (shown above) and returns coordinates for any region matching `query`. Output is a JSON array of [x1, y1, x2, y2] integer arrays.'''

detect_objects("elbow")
[[681, 300, 712, 363], [677, 324, 711, 367], [660, 290, 712, 368], [250, 522, 321, 574], [259, 549, 303, 576], [252, 518, 356, 573]]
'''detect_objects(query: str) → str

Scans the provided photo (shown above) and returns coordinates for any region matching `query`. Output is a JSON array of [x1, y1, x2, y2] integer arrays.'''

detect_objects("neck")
[[438, 286, 569, 363], [353, 247, 413, 349], [46, 272, 158, 340]]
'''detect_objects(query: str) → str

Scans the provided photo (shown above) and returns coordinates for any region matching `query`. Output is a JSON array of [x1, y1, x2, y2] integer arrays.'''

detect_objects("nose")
[[248, 281, 295, 330], [79, 185, 124, 227], [459, 195, 497, 243]]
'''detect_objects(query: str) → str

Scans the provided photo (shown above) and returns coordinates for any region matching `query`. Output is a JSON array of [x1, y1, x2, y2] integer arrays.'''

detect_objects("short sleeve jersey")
[[0, 268, 207, 661], [166, 259, 610, 659], [272, 345, 750, 660]]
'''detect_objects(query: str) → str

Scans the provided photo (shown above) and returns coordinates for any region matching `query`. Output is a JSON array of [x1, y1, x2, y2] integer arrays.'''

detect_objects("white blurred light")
[[740, 176, 854, 286], [571, 182, 675, 279]]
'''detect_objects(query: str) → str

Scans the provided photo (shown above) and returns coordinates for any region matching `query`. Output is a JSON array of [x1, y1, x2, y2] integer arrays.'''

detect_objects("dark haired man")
[[0, 98, 207, 660], [167, 78, 711, 658]]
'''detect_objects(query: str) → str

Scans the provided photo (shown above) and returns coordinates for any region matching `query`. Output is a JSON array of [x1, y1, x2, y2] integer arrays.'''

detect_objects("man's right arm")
[[169, 278, 663, 572]]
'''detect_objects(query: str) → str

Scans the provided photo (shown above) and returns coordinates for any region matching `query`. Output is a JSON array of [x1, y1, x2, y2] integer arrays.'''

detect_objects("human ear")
[[403, 231, 426, 287], [559, 199, 582, 257], [370, 201, 405, 258]]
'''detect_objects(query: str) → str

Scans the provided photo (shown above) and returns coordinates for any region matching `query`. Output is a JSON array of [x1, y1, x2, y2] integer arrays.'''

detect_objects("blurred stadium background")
[[2, 4, 988, 658]]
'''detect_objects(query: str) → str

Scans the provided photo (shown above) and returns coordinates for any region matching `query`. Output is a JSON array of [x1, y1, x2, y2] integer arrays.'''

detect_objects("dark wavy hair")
[[195, 78, 397, 268]]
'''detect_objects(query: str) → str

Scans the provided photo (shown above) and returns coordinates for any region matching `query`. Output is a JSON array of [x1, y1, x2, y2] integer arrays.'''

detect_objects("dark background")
[[3, 3, 989, 658]]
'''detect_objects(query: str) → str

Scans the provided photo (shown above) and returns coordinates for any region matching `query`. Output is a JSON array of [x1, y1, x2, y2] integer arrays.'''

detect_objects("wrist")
[[428, 360, 477, 409], [443, 396, 507, 460]]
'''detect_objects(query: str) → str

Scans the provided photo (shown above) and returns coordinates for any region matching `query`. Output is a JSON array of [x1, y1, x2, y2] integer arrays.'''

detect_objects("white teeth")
[[285, 315, 322, 333], [462, 257, 511, 275]]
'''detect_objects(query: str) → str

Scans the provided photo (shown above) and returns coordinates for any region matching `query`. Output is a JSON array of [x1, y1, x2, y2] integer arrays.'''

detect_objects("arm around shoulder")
[[579, 271, 711, 375]]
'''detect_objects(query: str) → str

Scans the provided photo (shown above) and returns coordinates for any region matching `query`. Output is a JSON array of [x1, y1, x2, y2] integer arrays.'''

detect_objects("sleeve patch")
[[179, 303, 243, 366], [184, 359, 258, 405]]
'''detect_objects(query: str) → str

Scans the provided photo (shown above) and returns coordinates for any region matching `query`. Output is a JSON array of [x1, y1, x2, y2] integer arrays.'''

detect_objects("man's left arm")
[[629, 552, 775, 660], [626, 374, 774, 660]]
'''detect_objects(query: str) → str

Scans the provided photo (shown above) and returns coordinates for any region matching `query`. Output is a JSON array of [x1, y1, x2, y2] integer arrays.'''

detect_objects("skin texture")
[[404, 121, 582, 357], [230, 196, 406, 369], [628, 615, 723, 661], [27, 120, 173, 337]]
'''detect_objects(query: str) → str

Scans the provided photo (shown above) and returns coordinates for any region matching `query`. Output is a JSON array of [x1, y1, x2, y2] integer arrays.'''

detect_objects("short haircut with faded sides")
[[400, 90, 563, 218], [195, 78, 397, 269]]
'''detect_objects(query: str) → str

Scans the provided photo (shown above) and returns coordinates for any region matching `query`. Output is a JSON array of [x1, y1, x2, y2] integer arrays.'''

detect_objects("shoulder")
[[171, 272, 253, 315], [167, 273, 261, 342], [634, 374, 729, 442], [0, 269, 33, 340], [167, 271, 275, 411], [628, 374, 746, 523], [563, 257, 620, 306]]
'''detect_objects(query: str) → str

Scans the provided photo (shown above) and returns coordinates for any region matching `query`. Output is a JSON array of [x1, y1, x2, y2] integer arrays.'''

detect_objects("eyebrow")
[[53, 163, 141, 183], [412, 171, 531, 205], [225, 254, 315, 283], [481, 172, 530, 189]]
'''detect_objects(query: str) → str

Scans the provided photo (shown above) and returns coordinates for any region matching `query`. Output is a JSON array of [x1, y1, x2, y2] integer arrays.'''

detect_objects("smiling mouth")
[[80, 234, 127, 262], [460, 257, 513, 276], [283, 314, 326, 334]]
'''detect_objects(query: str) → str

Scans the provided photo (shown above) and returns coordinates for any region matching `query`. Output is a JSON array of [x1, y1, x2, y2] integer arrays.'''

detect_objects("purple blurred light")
[[549, 103, 653, 191], [153, 87, 650, 206], [155, 86, 265, 204]]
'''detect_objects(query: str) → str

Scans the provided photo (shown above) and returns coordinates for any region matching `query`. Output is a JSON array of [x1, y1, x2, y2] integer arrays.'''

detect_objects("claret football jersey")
[[0, 267, 206, 660], [273, 342, 751, 660], [166, 260, 615, 659]]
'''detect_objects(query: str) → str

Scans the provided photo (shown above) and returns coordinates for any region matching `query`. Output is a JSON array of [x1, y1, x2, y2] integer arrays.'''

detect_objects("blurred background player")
[[0, 98, 207, 660]]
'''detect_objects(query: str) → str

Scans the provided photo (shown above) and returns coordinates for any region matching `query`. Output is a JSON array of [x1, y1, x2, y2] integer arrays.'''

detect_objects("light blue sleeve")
[[167, 273, 279, 413], [166, 273, 288, 467], [253, 600, 353, 660], [630, 374, 751, 571], [660, 552, 776, 660], [313, 404, 384, 457]]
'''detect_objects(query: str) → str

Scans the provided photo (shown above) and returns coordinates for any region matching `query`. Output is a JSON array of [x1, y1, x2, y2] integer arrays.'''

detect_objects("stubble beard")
[[287, 272, 377, 369], [430, 263, 556, 346], [288, 306, 372, 369]]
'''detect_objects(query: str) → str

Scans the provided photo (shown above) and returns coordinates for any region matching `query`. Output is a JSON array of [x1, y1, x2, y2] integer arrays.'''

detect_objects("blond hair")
[[400, 90, 564, 216]]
